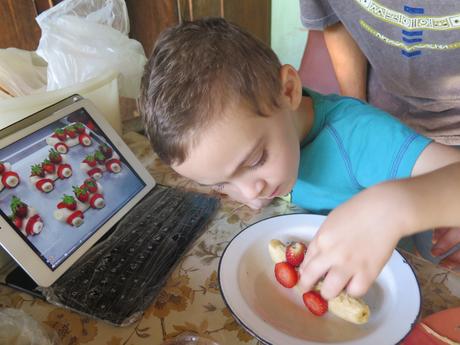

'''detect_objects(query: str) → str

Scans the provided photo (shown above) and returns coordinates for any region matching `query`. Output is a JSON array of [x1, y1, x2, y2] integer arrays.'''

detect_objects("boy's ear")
[[279, 64, 302, 110]]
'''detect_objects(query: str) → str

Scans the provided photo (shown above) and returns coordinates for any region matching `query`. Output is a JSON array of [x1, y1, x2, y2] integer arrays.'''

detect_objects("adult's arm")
[[323, 22, 368, 101]]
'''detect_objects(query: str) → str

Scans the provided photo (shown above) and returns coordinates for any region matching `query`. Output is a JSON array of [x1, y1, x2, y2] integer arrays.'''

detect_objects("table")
[[1, 131, 459, 345]]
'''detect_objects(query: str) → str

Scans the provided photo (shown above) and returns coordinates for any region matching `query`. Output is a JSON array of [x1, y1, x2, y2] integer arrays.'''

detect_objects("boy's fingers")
[[346, 272, 372, 297], [298, 255, 330, 293], [320, 267, 352, 300]]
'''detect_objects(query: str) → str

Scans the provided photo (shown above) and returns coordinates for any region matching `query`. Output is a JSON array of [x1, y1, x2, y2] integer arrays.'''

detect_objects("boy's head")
[[140, 17, 305, 203]]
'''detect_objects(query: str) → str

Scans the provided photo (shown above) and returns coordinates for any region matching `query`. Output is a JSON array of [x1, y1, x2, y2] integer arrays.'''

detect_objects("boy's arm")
[[298, 144, 460, 300], [323, 22, 368, 101]]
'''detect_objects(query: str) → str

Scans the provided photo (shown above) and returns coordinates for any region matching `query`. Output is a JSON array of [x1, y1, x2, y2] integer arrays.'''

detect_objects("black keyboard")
[[40, 185, 219, 326]]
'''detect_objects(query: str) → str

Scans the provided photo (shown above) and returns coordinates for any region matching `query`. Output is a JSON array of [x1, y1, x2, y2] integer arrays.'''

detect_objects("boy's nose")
[[238, 179, 265, 200]]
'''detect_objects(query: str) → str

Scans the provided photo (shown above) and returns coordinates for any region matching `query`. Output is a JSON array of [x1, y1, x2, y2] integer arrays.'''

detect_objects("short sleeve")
[[299, 0, 340, 30], [330, 100, 432, 187]]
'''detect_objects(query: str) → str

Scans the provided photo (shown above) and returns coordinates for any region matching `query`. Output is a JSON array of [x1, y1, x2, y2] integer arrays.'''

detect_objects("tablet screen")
[[0, 108, 145, 270]]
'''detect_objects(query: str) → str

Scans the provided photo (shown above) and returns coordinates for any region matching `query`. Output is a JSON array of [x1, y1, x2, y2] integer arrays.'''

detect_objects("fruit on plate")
[[9, 196, 44, 236], [274, 262, 298, 288], [286, 241, 307, 267], [268, 239, 370, 324], [302, 291, 328, 316]]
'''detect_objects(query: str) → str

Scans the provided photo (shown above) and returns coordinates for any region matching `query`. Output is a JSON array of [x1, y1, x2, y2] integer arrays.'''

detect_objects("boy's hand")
[[298, 183, 405, 300], [212, 184, 273, 210], [431, 227, 460, 269]]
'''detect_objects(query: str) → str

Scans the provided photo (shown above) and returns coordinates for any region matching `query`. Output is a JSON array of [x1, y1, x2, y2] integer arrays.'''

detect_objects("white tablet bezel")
[[0, 95, 156, 287]]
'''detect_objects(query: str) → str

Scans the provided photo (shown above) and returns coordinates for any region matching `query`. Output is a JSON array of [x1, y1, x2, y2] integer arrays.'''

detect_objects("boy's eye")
[[248, 149, 267, 170], [212, 183, 226, 192]]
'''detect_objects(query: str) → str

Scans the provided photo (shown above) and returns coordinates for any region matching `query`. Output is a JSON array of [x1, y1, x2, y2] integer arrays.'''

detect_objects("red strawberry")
[[57, 164, 72, 179], [35, 178, 54, 193], [10, 196, 28, 218], [105, 158, 121, 173], [58, 194, 77, 211], [74, 122, 86, 134], [274, 262, 298, 288], [0, 161, 4, 175], [42, 159, 55, 174], [83, 154, 97, 167], [78, 133, 92, 147], [286, 242, 307, 267], [54, 142, 69, 154], [25, 214, 43, 235], [83, 178, 98, 193], [89, 193, 105, 209], [99, 144, 113, 159], [12, 216, 22, 229], [1, 171, 19, 188], [65, 126, 78, 138], [31, 164, 45, 177], [94, 150, 106, 164], [53, 128, 66, 141], [302, 291, 328, 316], [73, 185, 89, 203], [67, 210, 84, 227], [87, 167, 103, 180], [49, 148, 62, 164]]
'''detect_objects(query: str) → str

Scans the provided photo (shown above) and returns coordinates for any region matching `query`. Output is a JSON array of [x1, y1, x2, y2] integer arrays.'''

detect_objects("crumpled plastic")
[[0, 308, 61, 345], [36, 0, 146, 98]]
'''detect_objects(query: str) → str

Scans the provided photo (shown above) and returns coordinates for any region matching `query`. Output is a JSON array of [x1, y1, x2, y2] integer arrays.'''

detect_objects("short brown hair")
[[140, 17, 282, 165]]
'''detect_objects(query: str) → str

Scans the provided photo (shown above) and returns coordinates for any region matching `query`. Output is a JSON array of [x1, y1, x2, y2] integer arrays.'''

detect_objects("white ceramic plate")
[[218, 214, 421, 345]]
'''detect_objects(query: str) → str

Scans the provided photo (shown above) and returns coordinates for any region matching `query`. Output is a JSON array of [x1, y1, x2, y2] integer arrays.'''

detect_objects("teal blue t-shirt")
[[291, 89, 432, 214]]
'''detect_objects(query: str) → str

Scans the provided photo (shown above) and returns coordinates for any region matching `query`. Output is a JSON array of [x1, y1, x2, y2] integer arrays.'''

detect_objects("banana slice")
[[268, 239, 370, 324]]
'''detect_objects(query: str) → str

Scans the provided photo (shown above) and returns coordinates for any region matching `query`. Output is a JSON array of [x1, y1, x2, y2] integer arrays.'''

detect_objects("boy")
[[140, 17, 460, 300]]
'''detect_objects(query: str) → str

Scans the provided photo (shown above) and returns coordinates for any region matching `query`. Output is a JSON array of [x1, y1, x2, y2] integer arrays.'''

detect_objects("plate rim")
[[218, 213, 422, 345]]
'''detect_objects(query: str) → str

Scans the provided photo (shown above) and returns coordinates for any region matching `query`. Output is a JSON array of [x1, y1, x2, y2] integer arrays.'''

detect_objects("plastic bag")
[[36, 0, 146, 99], [0, 308, 61, 345], [0, 48, 47, 98]]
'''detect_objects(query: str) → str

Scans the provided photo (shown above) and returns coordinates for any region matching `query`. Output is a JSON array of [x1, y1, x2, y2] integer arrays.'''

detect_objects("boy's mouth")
[[268, 186, 280, 198]]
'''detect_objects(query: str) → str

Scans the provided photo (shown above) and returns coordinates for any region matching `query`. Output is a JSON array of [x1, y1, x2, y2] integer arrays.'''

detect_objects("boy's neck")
[[295, 95, 314, 143]]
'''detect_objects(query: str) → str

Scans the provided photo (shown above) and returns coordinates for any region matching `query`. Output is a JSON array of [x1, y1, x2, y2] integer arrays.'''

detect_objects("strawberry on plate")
[[58, 194, 77, 211], [53, 128, 66, 141], [73, 185, 89, 203], [302, 291, 328, 316], [49, 148, 62, 164], [286, 242, 307, 267], [274, 262, 298, 288], [78, 133, 92, 147], [10, 196, 28, 218], [42, 159, 55, 174]]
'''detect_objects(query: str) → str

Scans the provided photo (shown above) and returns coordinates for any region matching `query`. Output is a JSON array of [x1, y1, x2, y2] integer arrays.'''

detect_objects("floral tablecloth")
[[0, 131, 459, 345]]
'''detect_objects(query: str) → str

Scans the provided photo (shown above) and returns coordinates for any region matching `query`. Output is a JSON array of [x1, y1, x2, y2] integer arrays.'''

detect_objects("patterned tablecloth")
[[0, 131, 459, 345]]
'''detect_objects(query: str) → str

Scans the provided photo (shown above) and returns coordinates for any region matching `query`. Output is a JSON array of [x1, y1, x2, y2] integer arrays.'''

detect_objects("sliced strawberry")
[[302, 291, 328, 316], [274, 262, 298, 288], [2, 171, 19, 188], [67, 210, 84, 227], [54, 142, 69, 154], [89, 193, 105, 209], [36, 178, 54, 193], [78, 133, 92, 147], [286, 242, 307, 267], [105, 158, 121, 173], [25, 214, 43, 235], [87, 167, 103, 180], [57, 164, 72, 179]]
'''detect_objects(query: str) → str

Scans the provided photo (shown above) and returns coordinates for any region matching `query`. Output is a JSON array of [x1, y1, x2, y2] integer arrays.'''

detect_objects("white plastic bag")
[[0, 48, 47, 98], [0, 308, 61, 345], [36, 0, 146, 99]]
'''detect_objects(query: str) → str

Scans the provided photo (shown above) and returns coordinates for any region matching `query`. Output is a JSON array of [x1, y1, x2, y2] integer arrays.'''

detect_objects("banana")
[[268, 239, 370, 324]]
